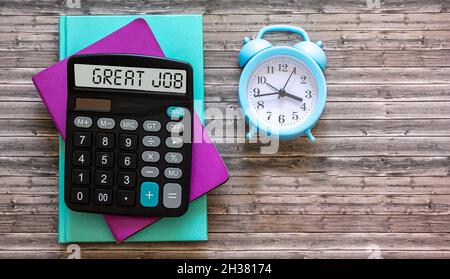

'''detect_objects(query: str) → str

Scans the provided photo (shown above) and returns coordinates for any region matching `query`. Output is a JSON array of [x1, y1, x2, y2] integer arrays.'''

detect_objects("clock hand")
[[254, 92, 280, 98], [282, 68, 296, 90], [264, 82, 302, 101], [265, 82, 281, 93], [282, 91, 303, 102]]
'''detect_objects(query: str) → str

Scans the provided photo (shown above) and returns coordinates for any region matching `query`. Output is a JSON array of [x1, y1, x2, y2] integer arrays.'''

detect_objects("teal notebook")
[[58, 15, 206, 243]]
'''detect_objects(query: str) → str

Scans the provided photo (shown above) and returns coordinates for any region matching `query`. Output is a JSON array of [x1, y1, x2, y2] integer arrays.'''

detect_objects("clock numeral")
[[266, 111, 272, 120], [253, 88, 260, 97], [305, 90, 312, 99], [300, 103, 307, 111], [267, 66, 274, 74], [278, 114, 285, 124], [257, 76, 266, 84], [300, 75, 307, 84], [278, 63, 288, 72], [292, 112, 299, 120], [257, 101, 264, 109]]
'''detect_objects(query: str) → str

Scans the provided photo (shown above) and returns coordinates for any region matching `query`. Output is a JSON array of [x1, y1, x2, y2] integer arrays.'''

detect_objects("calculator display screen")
[[74, 64, 187, 94]]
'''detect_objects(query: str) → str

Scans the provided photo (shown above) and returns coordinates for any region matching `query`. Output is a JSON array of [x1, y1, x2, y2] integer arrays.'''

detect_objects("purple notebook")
[[32, 19, 229, 241]]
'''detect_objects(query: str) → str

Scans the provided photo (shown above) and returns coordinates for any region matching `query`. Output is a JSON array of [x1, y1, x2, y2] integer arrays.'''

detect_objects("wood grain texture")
[[1, 0, 450, 259]]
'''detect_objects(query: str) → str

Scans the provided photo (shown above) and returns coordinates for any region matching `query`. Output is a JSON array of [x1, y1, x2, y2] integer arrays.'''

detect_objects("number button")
[[72, 169, 90, 185], [72, 150, 91, 167], [117, 172, 136, 188], [165, 137, 183, 148], [96, 133, 115, 149], [71, 188, 89, 204], [117, 190, 136, 207], [95, 152, 114, 168], [118, 153, 137, 169], [94, 189, 113, 205], [119, 134, 138, 151], [73, 132, 92, 148], [94, 170, 113, 186]]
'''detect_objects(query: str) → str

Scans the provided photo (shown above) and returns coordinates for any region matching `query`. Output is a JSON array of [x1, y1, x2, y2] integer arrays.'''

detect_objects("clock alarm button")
[[142, 136, 161, 147], [97, 118, 115, 129], [74, 116, 92, 128], [143, 120, 161, 132], [120, 119, 138, 131]]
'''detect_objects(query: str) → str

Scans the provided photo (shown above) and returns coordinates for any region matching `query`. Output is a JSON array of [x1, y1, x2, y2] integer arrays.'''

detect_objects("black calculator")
[[65, 54, 193, 217]]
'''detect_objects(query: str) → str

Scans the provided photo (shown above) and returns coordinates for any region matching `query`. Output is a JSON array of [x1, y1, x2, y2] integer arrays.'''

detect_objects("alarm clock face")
[[246, 55, 318, 131]]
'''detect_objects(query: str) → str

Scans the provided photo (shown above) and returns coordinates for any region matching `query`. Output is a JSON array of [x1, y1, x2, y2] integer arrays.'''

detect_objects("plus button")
[[140, 182, 159, 207]]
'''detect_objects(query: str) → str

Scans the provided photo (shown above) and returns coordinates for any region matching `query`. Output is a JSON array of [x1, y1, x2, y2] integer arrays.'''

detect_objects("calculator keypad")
[[66, 111, 190, 216]]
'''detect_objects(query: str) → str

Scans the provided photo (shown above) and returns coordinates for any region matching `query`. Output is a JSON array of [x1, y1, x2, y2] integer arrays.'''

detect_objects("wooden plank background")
[[1, 0, 450, 259]]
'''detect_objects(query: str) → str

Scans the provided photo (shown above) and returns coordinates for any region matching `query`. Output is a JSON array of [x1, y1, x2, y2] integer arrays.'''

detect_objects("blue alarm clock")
[[238, 25, 327, 141]]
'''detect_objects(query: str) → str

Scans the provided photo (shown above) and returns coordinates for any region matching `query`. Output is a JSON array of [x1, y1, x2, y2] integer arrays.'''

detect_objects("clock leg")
[[246, 125, 257, 139], [305, 129, 316, 142]]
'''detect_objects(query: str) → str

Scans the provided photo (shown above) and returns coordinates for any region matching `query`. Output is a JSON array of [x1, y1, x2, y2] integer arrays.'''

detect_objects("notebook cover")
[[32, 16, 229, 242], [60, 16, 209, 243]]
